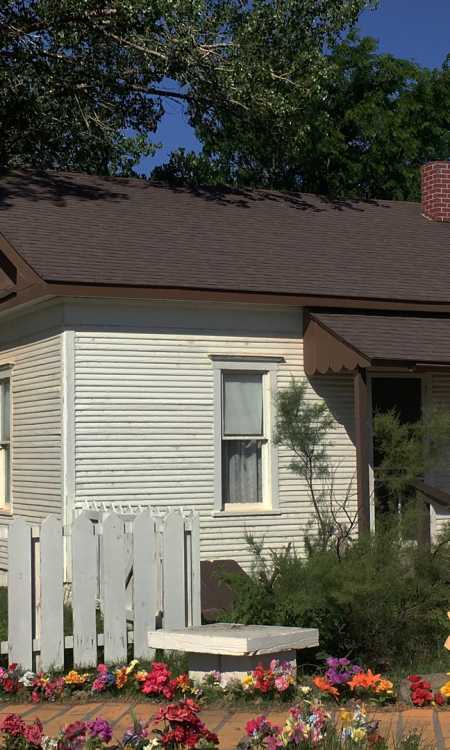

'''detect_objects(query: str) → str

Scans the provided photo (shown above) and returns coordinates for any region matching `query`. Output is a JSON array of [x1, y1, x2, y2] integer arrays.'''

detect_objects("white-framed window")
[[210, 356, 282, 513], [0, 372, 11, 508]]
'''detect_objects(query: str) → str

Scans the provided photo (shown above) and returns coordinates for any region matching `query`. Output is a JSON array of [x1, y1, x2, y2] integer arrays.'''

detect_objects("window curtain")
[[222, 440, 262, 503], [223, 372, 263, 436]]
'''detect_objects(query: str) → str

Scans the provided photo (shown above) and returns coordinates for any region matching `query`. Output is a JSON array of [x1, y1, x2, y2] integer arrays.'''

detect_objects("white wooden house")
[[0, 164, 450, 577]]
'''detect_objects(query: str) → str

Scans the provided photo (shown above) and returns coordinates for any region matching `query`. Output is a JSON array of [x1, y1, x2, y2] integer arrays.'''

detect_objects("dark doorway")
[[371, 377, 422, 515]]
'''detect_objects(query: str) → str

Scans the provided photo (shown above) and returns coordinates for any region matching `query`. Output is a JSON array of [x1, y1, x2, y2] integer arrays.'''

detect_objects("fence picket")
[[7, 509, 201, 667], [163, 511, 185, 629], [40, 516, 64, 670], [8, 518, 32, 669], [72, 513, 97, 667], [133, 511, 157, 659], [102, 512, 127, 664], [190, 514, 202, 627]]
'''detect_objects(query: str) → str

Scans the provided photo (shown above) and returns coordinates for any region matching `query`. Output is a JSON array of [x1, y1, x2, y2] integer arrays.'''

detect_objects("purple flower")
[[325, 656, 362, 685], [86, 719, 113, 743], [122, 722, 148, 748]]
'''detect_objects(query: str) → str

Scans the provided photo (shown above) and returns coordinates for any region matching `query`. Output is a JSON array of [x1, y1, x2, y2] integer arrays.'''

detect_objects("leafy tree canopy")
[[154, 34, 450, 199], [0, 0, 374, 175]]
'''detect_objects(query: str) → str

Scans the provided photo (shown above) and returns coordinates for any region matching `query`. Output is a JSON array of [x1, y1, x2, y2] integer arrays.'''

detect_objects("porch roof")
[[304, 311, 450, 375]]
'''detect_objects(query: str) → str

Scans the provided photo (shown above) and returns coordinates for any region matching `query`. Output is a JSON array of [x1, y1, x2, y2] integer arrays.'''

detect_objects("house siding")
[[0, 312, 63, 571], [69, 300, 357, 568], [428, 374, 450, 538]]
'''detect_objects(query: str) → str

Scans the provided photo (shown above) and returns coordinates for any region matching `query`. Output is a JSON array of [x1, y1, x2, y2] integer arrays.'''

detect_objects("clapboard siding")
[[0, 330, 63, 570], [72, 301, 357, 567], [428, 375, 450, 538]]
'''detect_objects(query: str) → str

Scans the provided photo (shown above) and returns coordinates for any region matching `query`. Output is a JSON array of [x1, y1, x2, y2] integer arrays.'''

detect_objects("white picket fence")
[[3, 509, 201, 671]]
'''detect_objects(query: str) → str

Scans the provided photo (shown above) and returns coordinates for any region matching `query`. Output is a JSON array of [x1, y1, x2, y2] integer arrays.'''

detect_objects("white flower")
[[42, 738, 58, 750], [19, 671, 35, 687], [299, 686, 312, 695], [143, 740, 161, 750]]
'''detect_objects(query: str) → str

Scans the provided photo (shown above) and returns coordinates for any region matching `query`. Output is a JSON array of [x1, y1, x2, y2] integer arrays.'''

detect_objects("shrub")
[[226, 521, 450, 671]]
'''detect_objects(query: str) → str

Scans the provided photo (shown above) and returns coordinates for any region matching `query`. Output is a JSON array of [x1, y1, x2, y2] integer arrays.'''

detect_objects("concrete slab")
[[148, 623, 319, 656], [148, 623, 319, 683]]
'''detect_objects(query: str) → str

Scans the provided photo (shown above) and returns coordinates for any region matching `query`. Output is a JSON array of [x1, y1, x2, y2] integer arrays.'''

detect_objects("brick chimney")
[[421, 161, 450, 222]]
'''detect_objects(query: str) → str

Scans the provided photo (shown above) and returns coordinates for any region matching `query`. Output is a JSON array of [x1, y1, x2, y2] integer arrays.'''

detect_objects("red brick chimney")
[[421, 161, 450, 222]]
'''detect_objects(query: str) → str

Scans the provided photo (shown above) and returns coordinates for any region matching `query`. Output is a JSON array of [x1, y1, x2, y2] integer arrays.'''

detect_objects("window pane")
[[4, 446, 10, 505], [222, 440, 262, 503], [223, 372, 263, 436], [2, 381, 10, 443]]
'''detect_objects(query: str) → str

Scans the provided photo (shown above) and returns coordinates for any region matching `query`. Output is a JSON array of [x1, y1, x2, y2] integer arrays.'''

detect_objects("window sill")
[[211, 509, 282, 518], [0, 508, 12, 517]]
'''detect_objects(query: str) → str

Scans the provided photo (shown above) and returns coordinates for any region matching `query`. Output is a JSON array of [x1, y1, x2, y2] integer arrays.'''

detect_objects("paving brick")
[[214, 712, 253, 750]]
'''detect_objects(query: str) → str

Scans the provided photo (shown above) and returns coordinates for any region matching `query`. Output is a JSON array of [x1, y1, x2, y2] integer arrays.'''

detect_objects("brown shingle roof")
[[1, 169, 450, 303], [312, 311, 450, 364]]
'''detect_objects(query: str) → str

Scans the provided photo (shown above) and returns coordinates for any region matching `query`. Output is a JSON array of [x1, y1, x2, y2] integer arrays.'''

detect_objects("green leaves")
[[156, 31, 450, 199], [1, 0, 375, 174], [373, 407, 450, 503]]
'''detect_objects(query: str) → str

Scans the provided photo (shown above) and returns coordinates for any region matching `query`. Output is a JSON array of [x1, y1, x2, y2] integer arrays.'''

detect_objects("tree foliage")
[[0, 0, 374, 174], [154, 34, 450, 199], [274, 379, 357, 556]]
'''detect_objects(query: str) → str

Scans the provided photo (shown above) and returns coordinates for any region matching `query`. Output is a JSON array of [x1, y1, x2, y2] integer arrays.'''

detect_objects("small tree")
[[373, 407, 450, 518], [274, 378, 357, 557]]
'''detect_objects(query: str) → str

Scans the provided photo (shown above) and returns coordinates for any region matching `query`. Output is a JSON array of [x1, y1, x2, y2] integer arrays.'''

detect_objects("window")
[[0, 375, 10, 507], [211, 356, 282, 512], [222, 372, 265, 504]]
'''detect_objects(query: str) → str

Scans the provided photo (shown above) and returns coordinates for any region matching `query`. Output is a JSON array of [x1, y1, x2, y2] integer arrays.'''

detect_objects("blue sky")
[[144, 0, 450, 173]]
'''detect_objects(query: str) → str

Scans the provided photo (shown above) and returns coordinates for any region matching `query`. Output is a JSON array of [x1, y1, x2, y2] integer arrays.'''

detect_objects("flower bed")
[[0, 700, 429, 750], [238, 702, 425, 749], [0, 699, 219, 750], [311, 658, 394, 705], [1, 656, 450, 710]]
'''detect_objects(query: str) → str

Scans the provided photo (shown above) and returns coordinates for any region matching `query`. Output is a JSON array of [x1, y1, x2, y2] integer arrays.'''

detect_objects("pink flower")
[[245, 716, 267, 736], [24, 720, 43, 747], [274, 675, 289, 692]]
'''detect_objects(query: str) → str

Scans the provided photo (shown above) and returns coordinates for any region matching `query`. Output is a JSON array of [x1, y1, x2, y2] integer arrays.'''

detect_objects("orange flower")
[[175, 673, 192, 694], [348, 670, 381, 691], [115, 667, 128, 689], [313, 675, 340, 699], [375, 678, 393, 694]]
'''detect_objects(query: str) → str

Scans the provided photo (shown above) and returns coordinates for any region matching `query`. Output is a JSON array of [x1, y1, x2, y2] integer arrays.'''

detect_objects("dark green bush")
[[226, 521, 450, 671]]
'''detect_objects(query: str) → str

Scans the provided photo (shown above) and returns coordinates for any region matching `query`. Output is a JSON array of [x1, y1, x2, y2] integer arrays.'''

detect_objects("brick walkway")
[[0, 703, 448, 748]]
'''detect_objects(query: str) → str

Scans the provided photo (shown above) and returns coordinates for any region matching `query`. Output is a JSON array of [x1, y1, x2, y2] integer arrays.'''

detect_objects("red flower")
[[0, 714, 25, 736], [63, 721, 87, 740], [140, 662, 177, 700], [2, 678, 17, 693], [154, 700, 218, 748]]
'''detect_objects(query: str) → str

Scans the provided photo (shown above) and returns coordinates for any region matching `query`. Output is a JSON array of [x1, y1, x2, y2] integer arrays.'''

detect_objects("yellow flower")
[[126, 659, 139, 675], [241, 673, 254, 689], [351, 728, 367, 743], [340, 710, 353, 727], [135, 670, 148, 683], [440, 680, 450, 698], [64, 670, 88, 685]]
